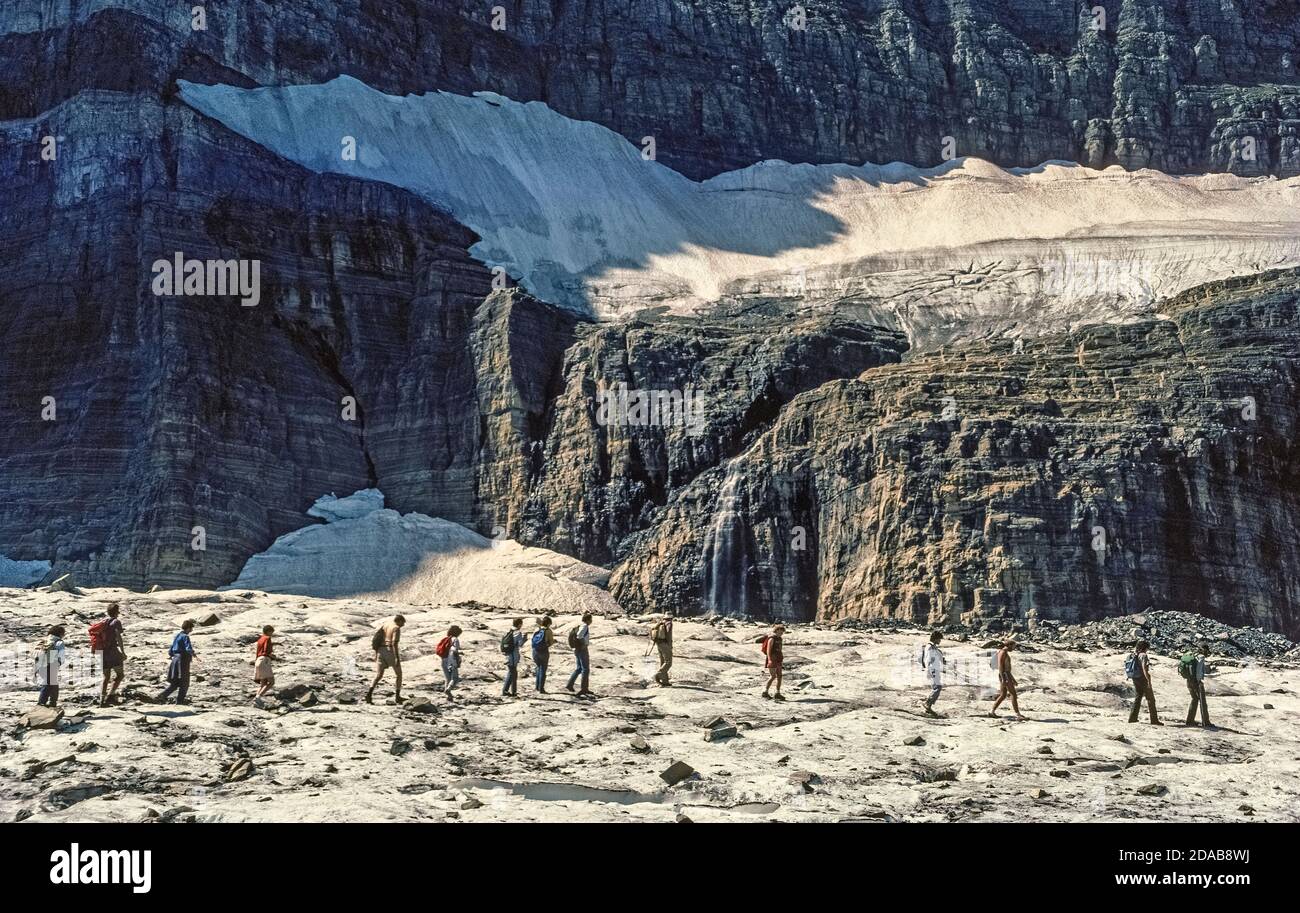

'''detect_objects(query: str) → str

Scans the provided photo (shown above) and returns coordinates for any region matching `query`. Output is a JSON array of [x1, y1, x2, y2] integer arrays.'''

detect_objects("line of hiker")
[[28, 606, 1214, 729]]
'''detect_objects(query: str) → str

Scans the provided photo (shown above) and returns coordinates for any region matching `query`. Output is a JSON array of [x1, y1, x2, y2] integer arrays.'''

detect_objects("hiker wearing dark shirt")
[[501, 617, 526, 698], [762, 624, 786, 701], [95, 603, 126, 707], [989, 640, 1027, 720], [366, 615, 406, 705], [531, 616, 555, 693], [566, 613, 593, 697], [157, 620, 197, 704], [650, 612, 674, 687], [1183, 643, 1212, 728], [1126, 640, 1163, 725]]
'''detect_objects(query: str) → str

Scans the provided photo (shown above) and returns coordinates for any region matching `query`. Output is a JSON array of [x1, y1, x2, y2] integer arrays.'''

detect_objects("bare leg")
[[991, 684, 1007, 715], [367, 658, 385, 703], [393, 663, 403, 702], [1009, 685, 1025, 719]]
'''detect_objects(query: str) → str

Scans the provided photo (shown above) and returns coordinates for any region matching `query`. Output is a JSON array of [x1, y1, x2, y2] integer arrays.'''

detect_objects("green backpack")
[[1178, 653, 1198, 680]]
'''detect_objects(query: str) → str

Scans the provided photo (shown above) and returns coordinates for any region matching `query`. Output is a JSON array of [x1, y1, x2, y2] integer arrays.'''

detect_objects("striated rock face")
[[2, 1, 1298, 179], [610, 271, 1300, 640]]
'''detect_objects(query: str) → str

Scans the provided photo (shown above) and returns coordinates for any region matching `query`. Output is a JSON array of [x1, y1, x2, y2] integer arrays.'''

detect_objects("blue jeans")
[[503, 660, 519, 695], [158, 657, 191, 702], [533, 649, 548, 690], [38, 685, 59, 706], [567, 648, 590, 692]]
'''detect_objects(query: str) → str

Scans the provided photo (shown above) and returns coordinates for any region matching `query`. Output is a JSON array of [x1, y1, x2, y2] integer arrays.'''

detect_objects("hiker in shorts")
[[1126, 640, 1162, 725], [762, 624, 785, 701], [566, 613, 593, 697], [156, 620, 197, 705], [501, 617, 526, 698], [650, 612, 674, 687], [1183, 643, 1212, 728], [919, 630, 945, 717], [35, 625, 67, 707], [989, 639, 1026, 720], [439, 625, 464, 699], [253, 625, 275, 699], [94, 603, 126, 707], [531, 616, 554, 693], [366, 615, 406, 705]]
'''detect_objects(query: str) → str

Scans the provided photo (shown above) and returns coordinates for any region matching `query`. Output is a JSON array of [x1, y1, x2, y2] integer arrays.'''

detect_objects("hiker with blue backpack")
[[500, 617, 526, 698], [156, 619, 198, 705], [1180, 643, 1212, 728], [1125, 640, 1163, 725], [532, 616, 555, 693]]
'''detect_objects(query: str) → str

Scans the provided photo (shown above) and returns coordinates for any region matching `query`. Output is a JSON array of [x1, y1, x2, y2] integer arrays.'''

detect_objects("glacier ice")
[[178, 76, 1300, 344]]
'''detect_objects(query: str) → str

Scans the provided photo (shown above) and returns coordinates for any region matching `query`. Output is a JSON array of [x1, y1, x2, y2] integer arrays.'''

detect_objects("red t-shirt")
[[255, 635, 274, 659]]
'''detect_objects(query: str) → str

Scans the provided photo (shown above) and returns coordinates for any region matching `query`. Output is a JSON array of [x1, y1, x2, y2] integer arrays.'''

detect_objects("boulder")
[[659, 761, 696, 786]]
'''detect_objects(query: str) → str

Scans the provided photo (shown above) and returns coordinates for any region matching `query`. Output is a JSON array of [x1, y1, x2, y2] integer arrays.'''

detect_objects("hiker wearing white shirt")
[[566, 613, 593, 697], [919, 630, 945, 717], [35, 625, 67, 707]]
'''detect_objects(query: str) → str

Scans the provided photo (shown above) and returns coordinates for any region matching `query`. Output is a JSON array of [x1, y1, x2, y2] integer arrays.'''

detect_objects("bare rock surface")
[[2, 587, 1296, 823]]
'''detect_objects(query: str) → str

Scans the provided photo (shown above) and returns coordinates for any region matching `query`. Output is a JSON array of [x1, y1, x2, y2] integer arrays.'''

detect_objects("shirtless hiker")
[[366, 615, 406, 704], [989, 639, 1027, 720]]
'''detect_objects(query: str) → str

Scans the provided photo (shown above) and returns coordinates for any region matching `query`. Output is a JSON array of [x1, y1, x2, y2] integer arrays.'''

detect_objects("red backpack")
[[759, 635, 771, 655], [88, 619, 111, 651], [434, 636, 452, 658]]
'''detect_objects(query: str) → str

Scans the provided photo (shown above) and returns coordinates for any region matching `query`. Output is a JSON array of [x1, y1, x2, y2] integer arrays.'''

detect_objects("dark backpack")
[[500, 630, 516, 655], [568, 627, 581, 649], [371, 626, 386, 652]]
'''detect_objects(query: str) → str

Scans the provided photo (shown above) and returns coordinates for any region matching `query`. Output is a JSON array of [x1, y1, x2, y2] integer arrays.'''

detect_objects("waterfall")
[[702, 461, 749, 615]]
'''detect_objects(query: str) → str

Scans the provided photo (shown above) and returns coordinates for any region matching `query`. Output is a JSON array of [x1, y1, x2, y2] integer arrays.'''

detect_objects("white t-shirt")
[[920, 643, 944, 684]]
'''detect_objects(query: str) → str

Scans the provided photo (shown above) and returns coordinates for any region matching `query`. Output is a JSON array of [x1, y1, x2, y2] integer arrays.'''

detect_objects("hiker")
[[34, 625, 66, 707], [501, 617, 526, 697], [253, 625, 275, 699], [1126, 640, 1162, 725], [761, 624, 785, 701], [566, 613, 593, 697], [437, 626, 464, 699], [91, 603, 126, 707], [919, 630, 945, 717], [366, 615, 406, 705], [531, 616, 554, 693], [157, 620, 197, 705], [989, 639, 1026, 720], [650, 612, 674, 686], [1182, 643, 1212, 728]]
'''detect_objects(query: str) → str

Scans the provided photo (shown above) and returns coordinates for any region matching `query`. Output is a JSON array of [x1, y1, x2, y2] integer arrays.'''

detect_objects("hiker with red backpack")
[[566, 613, 593, 697], [500, 617, 526, 698], [531, 616, 555, 693], [761, 624, 785, 701], [366, 615, 406, 705], [90, 603, 126, 707], [437, 625, 464, 699]]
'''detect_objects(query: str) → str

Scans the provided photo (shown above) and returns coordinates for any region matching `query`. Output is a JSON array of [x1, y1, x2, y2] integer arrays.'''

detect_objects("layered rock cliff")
[[610, 270, 1300, 639], [2, 0, 1298, 179]]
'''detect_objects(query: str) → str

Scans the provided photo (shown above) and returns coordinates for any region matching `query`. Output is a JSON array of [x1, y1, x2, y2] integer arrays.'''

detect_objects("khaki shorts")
[[253, 656, 274, 683], [375, 647, 399, 670]]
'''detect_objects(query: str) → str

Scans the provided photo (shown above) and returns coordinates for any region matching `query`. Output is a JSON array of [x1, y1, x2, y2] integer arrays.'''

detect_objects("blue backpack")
[[1124, 653, 1141, 679], [531, 629, 546, 649]]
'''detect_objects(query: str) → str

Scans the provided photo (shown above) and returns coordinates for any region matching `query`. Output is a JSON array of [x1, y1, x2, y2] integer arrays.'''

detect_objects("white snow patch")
[[222, 490, 618, 615], [178, 75, 1300, 340], [0, 554, 50, 588]]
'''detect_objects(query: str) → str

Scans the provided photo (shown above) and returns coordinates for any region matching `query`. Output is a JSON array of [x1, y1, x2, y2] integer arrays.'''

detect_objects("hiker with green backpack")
[[1125, 640, 1163, 725], [500, 617, 526, 698], [1180, 643, 1212, 728]]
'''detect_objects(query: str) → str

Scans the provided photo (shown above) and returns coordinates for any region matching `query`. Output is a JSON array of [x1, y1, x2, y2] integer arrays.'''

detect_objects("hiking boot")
[[364, 690, 374, 705], [773, 693, 786, 702]]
